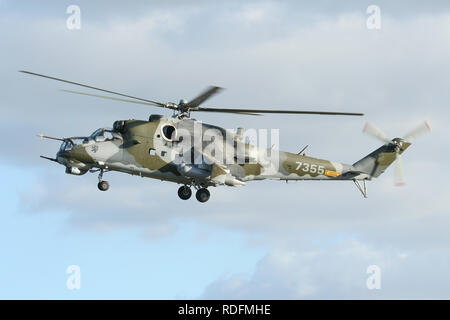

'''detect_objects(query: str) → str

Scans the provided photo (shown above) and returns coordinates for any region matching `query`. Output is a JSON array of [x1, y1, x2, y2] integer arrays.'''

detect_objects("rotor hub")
[[391, 138, 404, 153], [177, 99, 190, 115]]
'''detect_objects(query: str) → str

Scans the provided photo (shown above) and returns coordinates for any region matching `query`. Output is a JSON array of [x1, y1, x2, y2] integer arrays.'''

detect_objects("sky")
[[0, 0, 449, 299]]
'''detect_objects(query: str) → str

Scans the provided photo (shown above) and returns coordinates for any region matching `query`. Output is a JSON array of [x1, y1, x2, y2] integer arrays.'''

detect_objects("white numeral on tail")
[[295, 162, 325, 175]]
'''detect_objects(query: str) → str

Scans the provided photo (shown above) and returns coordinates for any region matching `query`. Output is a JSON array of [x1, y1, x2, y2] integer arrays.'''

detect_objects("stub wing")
[[210, 163, 245, 187], [194, 148, 245, 187]]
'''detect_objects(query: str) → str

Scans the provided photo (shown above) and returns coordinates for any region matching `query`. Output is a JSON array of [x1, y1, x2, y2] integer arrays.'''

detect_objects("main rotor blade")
[[20, 70, 166, 107], [61, 89, 177, 109], [362, 122, 390, 143], [403, 121, 431, 140], [187, 86, 223, 108], [394, 153, 405, 186], [197, 107, 364, 116], [195, 108, 261, 116]]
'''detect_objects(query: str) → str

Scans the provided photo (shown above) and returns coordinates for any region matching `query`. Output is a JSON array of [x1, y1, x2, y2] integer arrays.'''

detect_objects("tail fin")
[[352, 138, 411, 178]]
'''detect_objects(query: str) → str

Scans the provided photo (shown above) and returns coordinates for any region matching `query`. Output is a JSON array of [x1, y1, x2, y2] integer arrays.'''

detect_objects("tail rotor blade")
[[403, 121, 431, 140], [363, 122, 390, 144], [394, 153, 406, 186]]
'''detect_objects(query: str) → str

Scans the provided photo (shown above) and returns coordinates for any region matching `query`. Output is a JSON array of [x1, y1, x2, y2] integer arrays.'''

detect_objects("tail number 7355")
[[295, 162, 325, 174]]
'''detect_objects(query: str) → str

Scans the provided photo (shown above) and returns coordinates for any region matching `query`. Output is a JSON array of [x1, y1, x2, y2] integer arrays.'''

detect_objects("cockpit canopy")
[[89, 127, 121, 142], [59, 137, 85, 151], [59, 128, 121, 151]]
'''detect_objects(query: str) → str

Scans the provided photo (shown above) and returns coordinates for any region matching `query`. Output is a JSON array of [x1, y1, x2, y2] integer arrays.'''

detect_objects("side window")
[[149, 148, 156, 156], [95, 134, 106, 142], [103, 131, 113, 140], [61, 141, 73, 151]]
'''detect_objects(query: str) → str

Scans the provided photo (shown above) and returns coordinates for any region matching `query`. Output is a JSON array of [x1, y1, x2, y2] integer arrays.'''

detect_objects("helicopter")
[[21, 70, 430, 202]]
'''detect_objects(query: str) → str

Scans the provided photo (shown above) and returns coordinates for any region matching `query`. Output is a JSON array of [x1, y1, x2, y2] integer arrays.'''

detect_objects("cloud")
[[8, 3, 448, 230], [3, 1, 450, 298], [9, 2, 449, 242], [202, 238, 450, 299], [18, 169, 183, 237], [201, 239, 383, 299]]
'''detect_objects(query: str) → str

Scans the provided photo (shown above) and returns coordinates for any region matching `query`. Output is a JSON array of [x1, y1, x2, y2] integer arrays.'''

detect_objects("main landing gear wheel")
[[178, 186, 192, 200], [98, 180, 109, 191], [195, 188, 210, 203]]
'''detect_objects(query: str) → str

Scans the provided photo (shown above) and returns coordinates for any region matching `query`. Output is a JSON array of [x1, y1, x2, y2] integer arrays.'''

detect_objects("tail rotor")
[[403, 121, 432, 140], [362, 122, 391, 144], [363, 121, 431, 186], [394, 153, 405, 186]]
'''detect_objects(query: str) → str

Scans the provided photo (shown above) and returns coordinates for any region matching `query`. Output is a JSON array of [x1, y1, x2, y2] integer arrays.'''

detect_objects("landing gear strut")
[[177, 185, 192, 200], [353, 179, 367, 198], [195, 188, 210, 203], [97, 169, 109, 191]]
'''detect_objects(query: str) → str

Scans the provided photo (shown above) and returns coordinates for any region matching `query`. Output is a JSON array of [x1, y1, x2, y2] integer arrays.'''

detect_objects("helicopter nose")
[[57, 149, 69, 159], [56, 149, 72, 163]]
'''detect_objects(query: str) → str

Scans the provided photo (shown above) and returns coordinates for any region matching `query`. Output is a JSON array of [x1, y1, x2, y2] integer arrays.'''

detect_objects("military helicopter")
[[21, 70, 430, 202]]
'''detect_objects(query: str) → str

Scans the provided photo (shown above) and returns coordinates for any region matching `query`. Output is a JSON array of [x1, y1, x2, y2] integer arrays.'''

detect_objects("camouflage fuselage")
[[56, 115, 406, 187]]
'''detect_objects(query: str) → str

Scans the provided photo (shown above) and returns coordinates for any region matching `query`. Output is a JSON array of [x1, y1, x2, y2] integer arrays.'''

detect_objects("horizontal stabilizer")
[[341, 170, 367, 178]]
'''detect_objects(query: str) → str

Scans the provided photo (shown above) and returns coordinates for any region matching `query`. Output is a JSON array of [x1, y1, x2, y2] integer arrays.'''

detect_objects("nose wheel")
[[177, 185, 192, 200], [98, 180, 109, 191], [97, 169, 109, 191]]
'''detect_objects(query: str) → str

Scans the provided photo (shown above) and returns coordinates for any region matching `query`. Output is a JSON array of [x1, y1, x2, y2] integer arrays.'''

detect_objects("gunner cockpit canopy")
[[89, 128, 122, 142]]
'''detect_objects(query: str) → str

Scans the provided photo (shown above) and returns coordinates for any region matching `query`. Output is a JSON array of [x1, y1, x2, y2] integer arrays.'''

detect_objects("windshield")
[[60, 140, 73, 151], [59, 138, 86, 151]]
